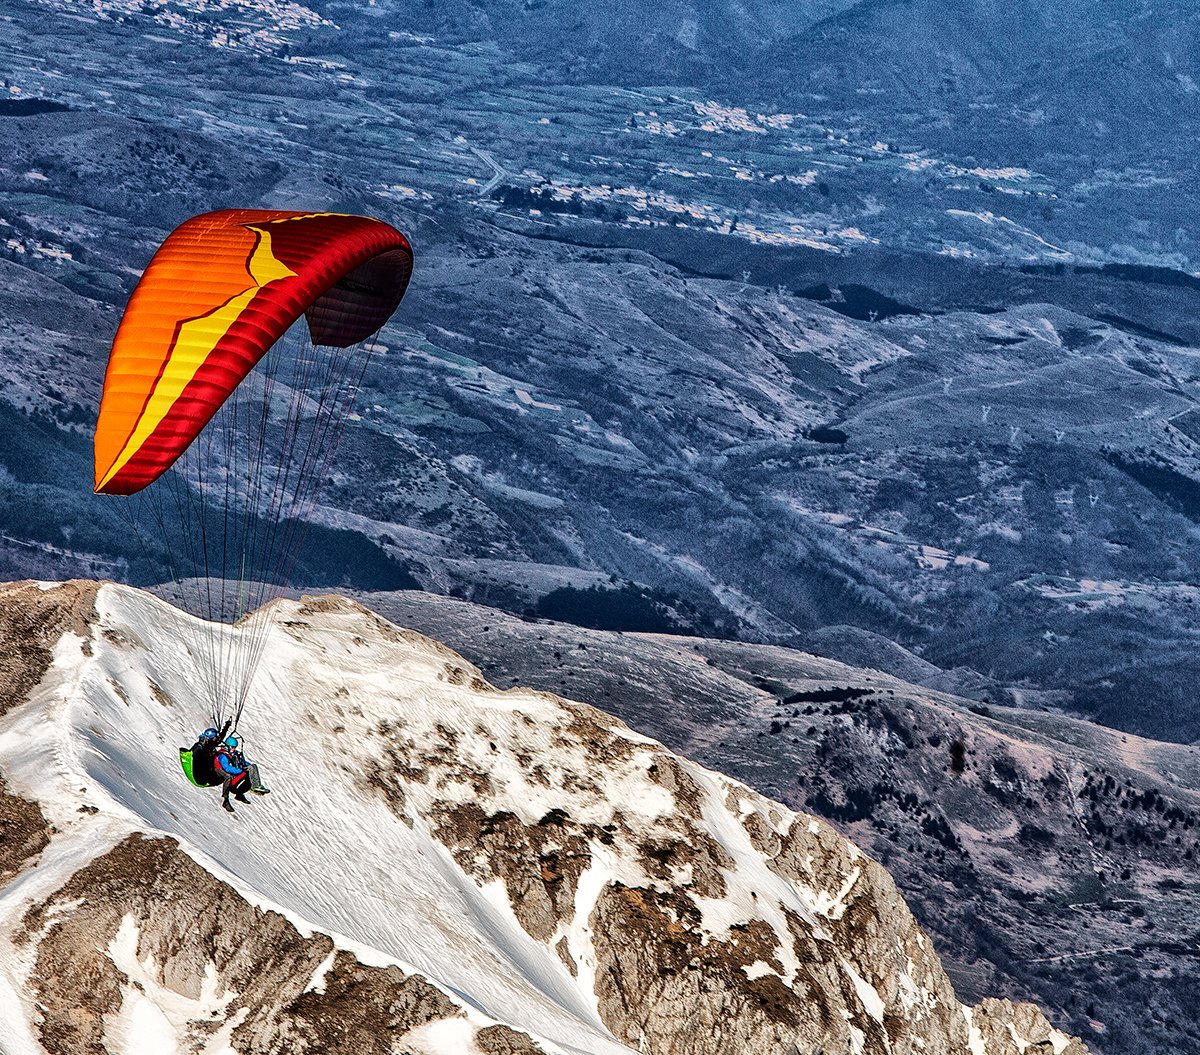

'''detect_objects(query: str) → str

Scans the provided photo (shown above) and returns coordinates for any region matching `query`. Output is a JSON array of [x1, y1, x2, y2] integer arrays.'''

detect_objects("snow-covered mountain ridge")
[[0, 580, 1086, 1055]]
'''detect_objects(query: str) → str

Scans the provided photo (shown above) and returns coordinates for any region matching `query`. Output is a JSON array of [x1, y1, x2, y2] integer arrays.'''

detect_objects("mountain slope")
[[0, 580, 1085, 1055], [355, 587, 1200, 1055]]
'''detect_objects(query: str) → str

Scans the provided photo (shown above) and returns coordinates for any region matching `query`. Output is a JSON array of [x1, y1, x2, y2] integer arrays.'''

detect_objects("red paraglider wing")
[[94, 209, 412, 496]]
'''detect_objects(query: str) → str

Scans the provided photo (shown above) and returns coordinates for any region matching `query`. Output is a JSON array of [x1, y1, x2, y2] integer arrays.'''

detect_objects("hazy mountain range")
[[5, 0, 1200, 739]]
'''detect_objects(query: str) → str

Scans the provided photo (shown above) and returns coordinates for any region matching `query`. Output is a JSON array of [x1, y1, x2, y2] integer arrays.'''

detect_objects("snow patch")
[[840, 959, 884, 1023], [742, 960, 777, 981], [963, 1005, 987, 1055], [103, 914, 236, 1054], [401, 1015, 483, 1055], [811, 865, 861, 920], [304, 949, 337, 994]]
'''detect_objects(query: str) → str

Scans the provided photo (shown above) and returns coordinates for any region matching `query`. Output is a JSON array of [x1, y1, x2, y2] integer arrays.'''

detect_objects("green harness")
[[179, 748, 222, 788]]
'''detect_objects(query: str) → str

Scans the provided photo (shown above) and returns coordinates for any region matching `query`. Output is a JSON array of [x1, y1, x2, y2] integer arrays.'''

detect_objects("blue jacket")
[[214, 747, 245, 777]]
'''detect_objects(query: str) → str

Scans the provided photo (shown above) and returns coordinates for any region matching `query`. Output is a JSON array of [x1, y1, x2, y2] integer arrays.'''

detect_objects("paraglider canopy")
[[92, 207, 413, 732], [94, 209, 413, 496]]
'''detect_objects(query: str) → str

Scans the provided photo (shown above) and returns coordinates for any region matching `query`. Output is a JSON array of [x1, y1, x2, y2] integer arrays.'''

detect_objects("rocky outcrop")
[[750, 803, 969, 1051], [476, 1024, 547, 1054], [0, 775, 49, 882], [0, 582, 89, 883], [0, 580, 97, 714], [21, 833, 487, 1055], [970, 999, 1090, 1055], [362, 630, 1088, 1055], [370, 588, 1200, 1053], [590, 882, 814, 1055]]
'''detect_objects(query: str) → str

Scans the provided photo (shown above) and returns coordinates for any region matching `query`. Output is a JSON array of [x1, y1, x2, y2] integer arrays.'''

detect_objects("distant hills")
[[4, 0, 1200, 742]]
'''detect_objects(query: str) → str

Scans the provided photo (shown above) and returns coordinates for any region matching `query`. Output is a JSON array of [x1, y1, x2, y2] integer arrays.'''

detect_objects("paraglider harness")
[[179, 719, 232, 788], [215, 740, 254, 797]]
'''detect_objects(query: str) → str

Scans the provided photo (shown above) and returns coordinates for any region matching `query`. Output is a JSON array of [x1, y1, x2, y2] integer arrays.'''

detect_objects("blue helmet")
[[225, 735, 240, 749], [200, 727, 219, 741]]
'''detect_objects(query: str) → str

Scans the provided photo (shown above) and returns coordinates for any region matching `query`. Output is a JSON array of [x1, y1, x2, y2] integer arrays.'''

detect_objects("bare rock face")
[[370, 589, 1200, 1051], [0, 581, 87, 882], [476, 1024, 548, 1054], [753, 804, 969, 1052], [0, 580, 97, 714], [280, 954, 464, 1055], [0, 775, 50, 882], [431, 801, 594, 942], [970, 999, 1091, 1055], [590, 882, 812, 1055], [367, 664, 1087, 1055], [21, 834, 472, 1055]]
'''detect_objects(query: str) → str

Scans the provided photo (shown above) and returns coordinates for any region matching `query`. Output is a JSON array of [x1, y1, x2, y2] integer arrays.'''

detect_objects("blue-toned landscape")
[[0, 2, 1197, 1052]]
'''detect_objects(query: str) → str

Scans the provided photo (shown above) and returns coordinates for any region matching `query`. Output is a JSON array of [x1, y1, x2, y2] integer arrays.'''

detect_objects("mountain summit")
[[0, 581, 1086, 1054]]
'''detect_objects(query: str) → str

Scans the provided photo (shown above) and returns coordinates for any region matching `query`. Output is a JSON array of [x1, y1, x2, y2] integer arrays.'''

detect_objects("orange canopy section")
[[93, 209, 413, 496]]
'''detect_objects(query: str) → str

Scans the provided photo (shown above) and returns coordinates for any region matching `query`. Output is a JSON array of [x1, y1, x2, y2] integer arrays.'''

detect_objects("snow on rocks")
[[0, 581, 1089, 1055]]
